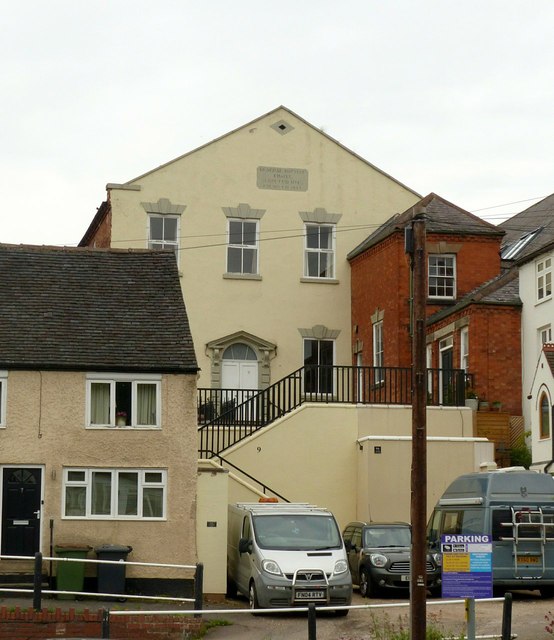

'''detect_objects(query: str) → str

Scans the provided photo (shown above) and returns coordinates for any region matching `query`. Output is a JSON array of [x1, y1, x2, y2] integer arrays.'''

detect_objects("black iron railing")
[[198, 365, 466, 457]]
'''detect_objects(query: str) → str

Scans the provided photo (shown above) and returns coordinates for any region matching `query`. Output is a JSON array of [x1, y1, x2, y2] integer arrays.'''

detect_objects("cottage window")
[[87, 374, 161, 428], [540, 392, 551, 439], [428, 255, 456, 299], [148, 215, 179, 256], [227, 219, 258, 274], [537, 258, 552, 302], [63, 468, 166, 519], [304, 223, 335, 279]]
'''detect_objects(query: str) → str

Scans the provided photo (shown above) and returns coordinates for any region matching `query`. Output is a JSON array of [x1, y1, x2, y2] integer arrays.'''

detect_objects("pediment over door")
[[206, 331, 277, 389]]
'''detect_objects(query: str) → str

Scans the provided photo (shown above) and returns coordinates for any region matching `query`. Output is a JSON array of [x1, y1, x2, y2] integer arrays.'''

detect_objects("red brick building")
[[348, 193, 522, 417]]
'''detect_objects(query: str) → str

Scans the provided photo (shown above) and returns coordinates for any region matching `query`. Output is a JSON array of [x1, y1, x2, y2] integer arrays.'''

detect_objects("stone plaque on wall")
[[257, 166, 308, 191]]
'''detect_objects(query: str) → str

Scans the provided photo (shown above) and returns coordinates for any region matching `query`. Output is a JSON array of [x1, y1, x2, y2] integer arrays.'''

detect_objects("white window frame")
[[304, 223, 336, 279], [539, 325, 552, 354], [460, 327, 469, 372], [0, 371, 6, 427], [62, 468, 167, 520], [226, 218, 259, 275], [373, 320, 384, 382], [428, 254, 456, 299], [537, 257, 552, 303], [86, 373, 161, 429], [148, 214, 179, 256]]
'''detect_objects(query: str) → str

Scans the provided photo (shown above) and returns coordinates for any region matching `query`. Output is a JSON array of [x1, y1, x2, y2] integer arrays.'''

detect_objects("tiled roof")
[[500, 194, 554, 264], [0, 244, 198, 373], [348, 193, 503, 260], [426, 268, 521, 326]]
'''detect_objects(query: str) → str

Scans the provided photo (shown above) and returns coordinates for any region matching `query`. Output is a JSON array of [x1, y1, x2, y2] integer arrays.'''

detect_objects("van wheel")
[[359, 567, 372, 598], [334, 608, 349, 616], [249, 582, 260, 615], [541, 587, 554, 599]]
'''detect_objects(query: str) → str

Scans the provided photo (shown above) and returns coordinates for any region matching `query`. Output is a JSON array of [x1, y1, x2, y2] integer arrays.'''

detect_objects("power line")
[[471, 196, 547, 213]]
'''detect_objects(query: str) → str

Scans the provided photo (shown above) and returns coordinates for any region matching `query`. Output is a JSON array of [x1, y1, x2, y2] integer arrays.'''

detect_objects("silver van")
[[227, 502, 352, 613], [427, 468, 554, 596]]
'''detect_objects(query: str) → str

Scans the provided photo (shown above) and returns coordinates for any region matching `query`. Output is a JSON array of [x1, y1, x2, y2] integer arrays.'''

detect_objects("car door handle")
[[33, 510, 40, 519]]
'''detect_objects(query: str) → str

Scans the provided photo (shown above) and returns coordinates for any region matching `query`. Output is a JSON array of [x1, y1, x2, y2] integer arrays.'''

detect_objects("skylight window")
[[501, 227, 542, 260]]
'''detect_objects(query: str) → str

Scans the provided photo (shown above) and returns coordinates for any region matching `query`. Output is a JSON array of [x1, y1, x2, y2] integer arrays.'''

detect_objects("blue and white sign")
[[441, 534, 493, 598]]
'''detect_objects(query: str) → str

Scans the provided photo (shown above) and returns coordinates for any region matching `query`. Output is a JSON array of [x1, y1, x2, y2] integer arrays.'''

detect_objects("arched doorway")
[[221, 343, 259, 419]]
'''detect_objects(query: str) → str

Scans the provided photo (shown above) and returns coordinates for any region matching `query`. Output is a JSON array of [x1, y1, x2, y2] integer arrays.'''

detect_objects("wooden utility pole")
[[410, 213, 427, 640]]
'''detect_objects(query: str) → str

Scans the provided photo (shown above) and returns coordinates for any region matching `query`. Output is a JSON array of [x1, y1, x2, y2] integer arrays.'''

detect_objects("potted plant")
[[492, 400, 503, 412], [116, 411, 127, 427], [479, 399, 490, 411], [465, 388, 479, 411]]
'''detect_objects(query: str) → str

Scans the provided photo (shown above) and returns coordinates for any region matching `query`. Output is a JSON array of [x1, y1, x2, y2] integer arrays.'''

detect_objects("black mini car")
[[342, 521, 441, 597]]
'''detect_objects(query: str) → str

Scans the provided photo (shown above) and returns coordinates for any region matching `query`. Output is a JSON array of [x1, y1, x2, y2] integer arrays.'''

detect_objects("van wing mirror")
[[344, 539, 353, 552], [238, 537, 252, 554]]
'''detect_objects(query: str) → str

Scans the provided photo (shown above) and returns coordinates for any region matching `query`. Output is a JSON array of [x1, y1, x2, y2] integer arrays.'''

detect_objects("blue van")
[[427, 468, 554, 597]]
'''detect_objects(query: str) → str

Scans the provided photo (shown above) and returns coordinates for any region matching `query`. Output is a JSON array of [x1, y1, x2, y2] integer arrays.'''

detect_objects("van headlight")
[[369, 553, 388, 568], [334, 559, 348, 575], [261, 559, 282, 576]]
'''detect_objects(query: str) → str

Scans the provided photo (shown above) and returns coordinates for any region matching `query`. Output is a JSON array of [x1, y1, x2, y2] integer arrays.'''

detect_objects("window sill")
[[300, 277, 339, 285], [223, 273, 262, 281], [86, 425, 161, 430], [62, 516, 167, 521]]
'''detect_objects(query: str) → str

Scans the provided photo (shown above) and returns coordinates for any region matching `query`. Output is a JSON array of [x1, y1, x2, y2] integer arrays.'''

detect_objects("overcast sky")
[[2, 1, 553, 246]]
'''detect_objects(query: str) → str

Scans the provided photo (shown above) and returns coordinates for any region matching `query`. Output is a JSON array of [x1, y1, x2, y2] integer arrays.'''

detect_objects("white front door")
[[221, 343, 259, 420]]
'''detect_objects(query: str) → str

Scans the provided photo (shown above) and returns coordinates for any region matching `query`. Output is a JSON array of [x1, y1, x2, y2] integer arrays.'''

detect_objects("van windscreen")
[[252, 514, 342, 550]]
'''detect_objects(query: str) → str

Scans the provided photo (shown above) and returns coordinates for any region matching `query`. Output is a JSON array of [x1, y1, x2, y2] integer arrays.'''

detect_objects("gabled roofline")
[[79, 199, 110, 247], [348, 192, 503, 261], [115, 106, 421, 198]]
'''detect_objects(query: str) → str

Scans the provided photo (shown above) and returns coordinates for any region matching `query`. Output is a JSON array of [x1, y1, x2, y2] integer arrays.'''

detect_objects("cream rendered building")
[[81, 106, 420, 391], [79, 109, 497, 596]]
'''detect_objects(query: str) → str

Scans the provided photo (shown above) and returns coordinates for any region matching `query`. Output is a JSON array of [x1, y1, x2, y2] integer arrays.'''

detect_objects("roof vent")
[[271, 120, 294, 135]]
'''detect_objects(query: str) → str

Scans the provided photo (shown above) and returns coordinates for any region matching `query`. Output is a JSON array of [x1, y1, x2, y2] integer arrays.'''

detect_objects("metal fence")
[[0, 552, 203, 614], [110, 594, 515, 640], [198, 365, 467, 457]]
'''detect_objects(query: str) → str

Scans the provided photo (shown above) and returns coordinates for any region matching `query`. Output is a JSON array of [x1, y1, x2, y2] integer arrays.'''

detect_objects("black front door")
[[1, 468, 42, 556]]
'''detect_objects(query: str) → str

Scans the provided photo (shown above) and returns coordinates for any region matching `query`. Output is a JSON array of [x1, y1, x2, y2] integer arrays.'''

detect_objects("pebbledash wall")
[[0, 606, 202, 640], [1, 369, 198, 585]]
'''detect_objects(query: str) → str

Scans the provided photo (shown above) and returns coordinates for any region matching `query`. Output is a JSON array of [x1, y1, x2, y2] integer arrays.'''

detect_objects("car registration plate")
[[517, 556, 541, 564], [295, 590, 326, 600], [400, 574, 410, 581]]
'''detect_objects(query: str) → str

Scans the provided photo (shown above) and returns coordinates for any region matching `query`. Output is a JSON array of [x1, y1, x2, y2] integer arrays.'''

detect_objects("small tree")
[[510, 431, 532, 469]]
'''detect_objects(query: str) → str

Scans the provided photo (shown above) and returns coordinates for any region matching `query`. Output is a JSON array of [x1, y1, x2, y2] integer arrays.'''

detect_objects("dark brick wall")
[[0, 606, 202, 640], [350, 229, 521, 415]]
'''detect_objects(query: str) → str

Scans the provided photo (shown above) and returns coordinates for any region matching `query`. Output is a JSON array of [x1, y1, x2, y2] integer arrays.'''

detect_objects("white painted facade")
[[519, 247, 554, 469]]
